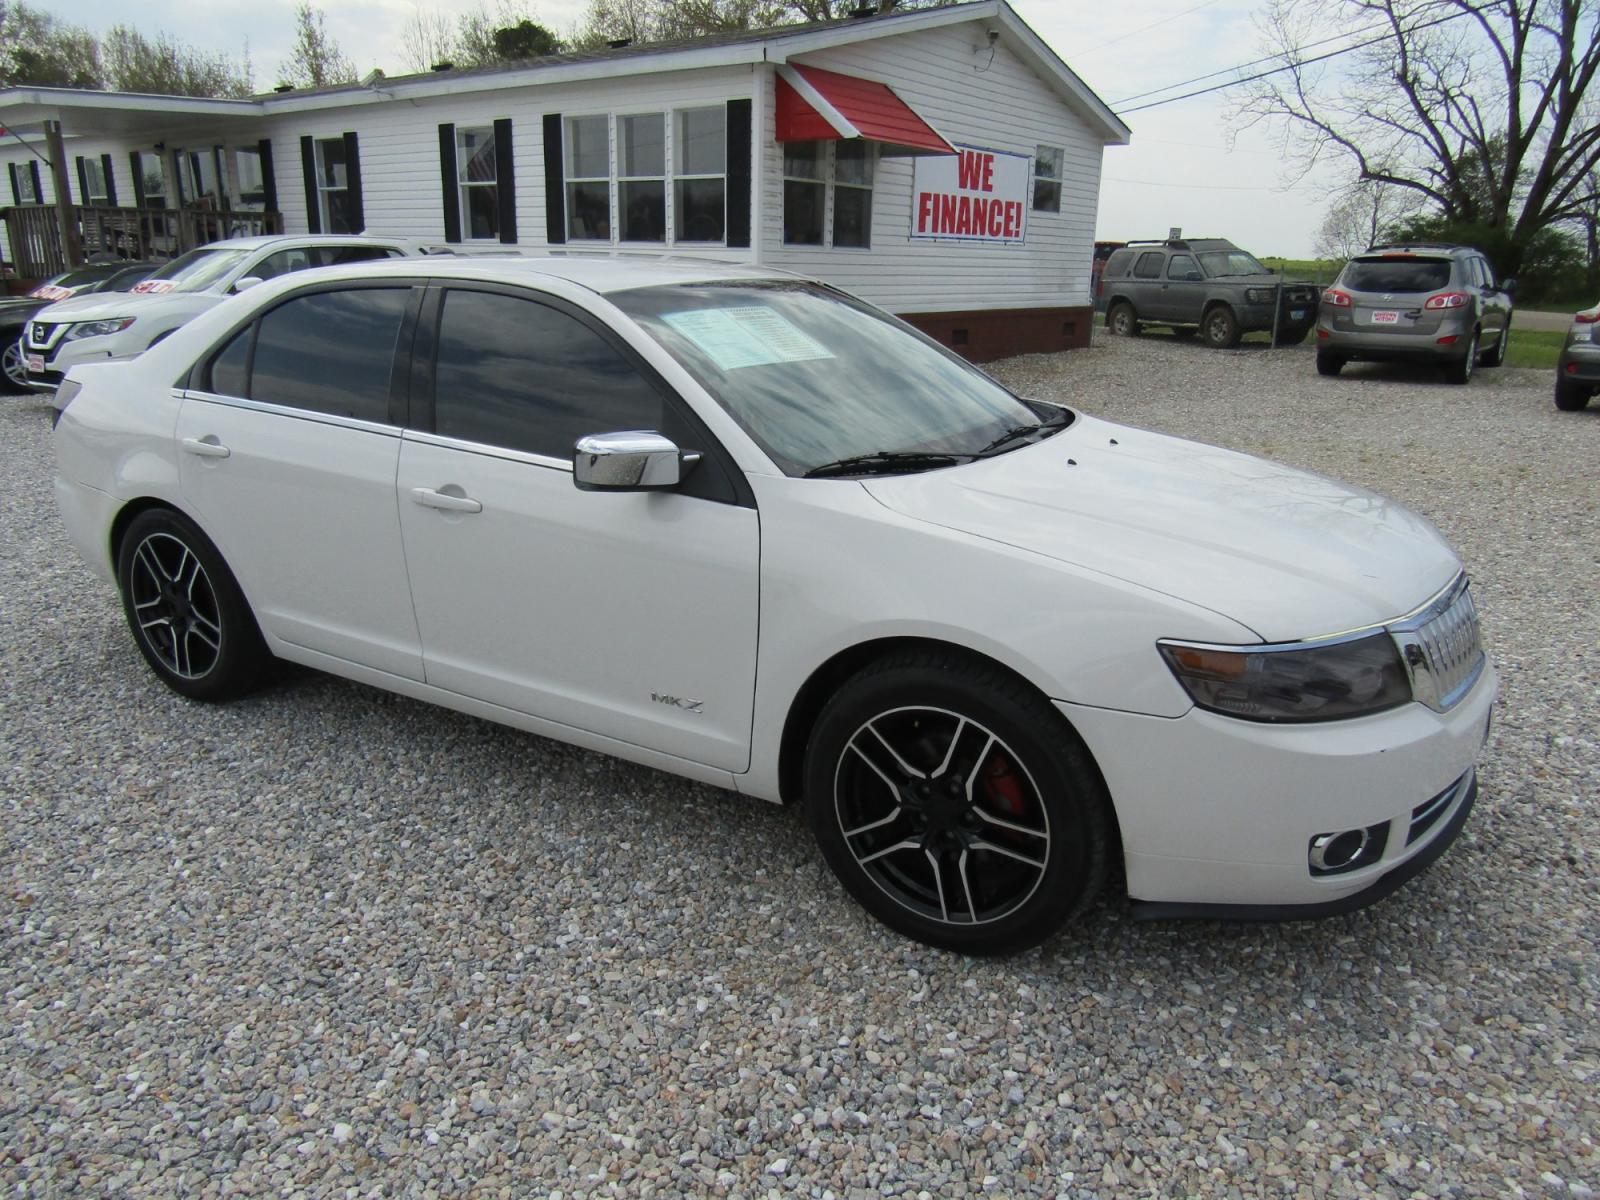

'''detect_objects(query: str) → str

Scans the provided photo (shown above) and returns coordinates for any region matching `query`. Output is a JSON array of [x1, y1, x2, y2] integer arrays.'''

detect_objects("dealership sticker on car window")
[[132, 280, 175, 295], [663, 307, 833, 370], [28, 285, 72, 301]]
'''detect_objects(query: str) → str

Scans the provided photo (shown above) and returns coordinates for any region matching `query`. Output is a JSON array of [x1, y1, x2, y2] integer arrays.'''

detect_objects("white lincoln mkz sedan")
[[52, 256, 1496, 953]]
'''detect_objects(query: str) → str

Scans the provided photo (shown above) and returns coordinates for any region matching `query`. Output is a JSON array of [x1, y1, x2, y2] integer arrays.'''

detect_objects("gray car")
[[1099, 238, 1319, 348], [1554, 301, 1600, 411], [1315, 243, 1515, 385]]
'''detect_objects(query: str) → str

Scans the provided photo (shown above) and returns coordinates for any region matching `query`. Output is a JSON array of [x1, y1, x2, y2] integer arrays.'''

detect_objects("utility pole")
[[43, 120, 83, 268]]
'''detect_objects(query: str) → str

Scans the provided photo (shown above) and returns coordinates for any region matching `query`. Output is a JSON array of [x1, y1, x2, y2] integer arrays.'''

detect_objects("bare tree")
[[573, 0, 951, 46], [1237, 0, 1600, 273], [102, 25, 253, 97], [278, 4, 356, 89], [400, 2, 460, 71], [1313, 179, 1421, 259]]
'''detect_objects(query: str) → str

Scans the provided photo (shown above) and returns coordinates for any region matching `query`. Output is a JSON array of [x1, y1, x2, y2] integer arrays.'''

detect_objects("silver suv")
[[1315, 243, 1515, 385]]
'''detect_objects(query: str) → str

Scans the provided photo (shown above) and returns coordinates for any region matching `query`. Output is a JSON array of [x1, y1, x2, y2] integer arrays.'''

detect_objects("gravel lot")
[[3, 334, 1596, 1199]]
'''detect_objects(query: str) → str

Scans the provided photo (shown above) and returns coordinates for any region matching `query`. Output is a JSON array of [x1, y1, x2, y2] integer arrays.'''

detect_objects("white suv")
[[23, 234, 423, 396], [50, 255, 1496, 952]]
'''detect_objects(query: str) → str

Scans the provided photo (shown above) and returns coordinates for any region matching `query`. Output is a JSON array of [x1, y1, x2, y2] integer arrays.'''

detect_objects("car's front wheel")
[[1106, 301, 1140, 337], [1202, 305, 1241, 349], [1555, 377, 1592, 411], [805, 649, 1112, 954], [1, 337, 28, 394], [1480, 319, 1509, 368], [1445, 331, 1479, 385], [116, 508, 270, 701]]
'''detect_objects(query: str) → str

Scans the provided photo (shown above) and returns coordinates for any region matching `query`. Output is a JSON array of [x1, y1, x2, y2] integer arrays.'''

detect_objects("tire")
[[1106, 301, 1140, 337], [1202, 305, 1241, 349], [1316, 351, 1346, 377], [1, 336, 27, 394], [116, 508, 270, 701], [1555, 378, 1592, 411], [1445, 330, 1479, 385], [1170, 327, 1197, 340], [1481, 318, 1509, 368], [804, 649, 1113, 955]]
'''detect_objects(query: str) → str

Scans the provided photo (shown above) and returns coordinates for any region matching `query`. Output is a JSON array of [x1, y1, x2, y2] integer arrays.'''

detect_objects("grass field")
[[1503, 328, 1563, 369]]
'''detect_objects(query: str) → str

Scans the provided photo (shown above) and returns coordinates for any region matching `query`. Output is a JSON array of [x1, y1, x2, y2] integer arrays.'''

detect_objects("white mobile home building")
[[0, 0, 1128, 360]]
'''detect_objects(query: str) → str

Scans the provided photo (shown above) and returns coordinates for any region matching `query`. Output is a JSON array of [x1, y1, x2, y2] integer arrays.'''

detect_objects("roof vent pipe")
[[431, 60, 454, 71], [607, 38, 632, 48], [273, 83, 294, 93]]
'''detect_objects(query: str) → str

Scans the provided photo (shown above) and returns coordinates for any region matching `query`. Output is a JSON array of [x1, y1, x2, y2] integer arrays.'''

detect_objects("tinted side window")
[[208, 325, 252, 396], [319, 246, 399, 266], [251, 288, 409, 423], [1167, 254, 1201, 281], [1476, 257, 1496, 288], [252, 248, 314, 280], [1102, 249, 1133, 278], [1134, 252, 1165, 279], [433, 289, 664, 459]]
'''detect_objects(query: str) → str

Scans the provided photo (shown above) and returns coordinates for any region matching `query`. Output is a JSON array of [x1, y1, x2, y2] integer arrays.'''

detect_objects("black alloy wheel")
[[806, 650, 1112, 954], [116, 508, 269, 701]]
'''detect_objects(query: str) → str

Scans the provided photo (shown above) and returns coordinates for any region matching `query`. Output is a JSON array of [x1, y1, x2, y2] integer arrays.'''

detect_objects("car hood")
[[861, 414, 1460, 642], [34, 291, 211, 323], [0, 295, 44, 316]]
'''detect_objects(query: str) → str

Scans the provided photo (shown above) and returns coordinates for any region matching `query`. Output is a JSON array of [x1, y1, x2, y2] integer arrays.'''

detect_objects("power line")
[[1072, 0, 1229, 58], [1105, 176, 1321, 191], [1116, 8, 1469, 113]]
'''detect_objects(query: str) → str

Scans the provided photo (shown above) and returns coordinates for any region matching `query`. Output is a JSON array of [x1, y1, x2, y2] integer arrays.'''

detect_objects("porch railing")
[[2, 204, 283, 279]]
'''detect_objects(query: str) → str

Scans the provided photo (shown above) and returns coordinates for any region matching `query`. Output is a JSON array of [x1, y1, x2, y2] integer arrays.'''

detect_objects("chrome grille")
[[1391, 578, 1485, 712], [26, 321, 64, 351]]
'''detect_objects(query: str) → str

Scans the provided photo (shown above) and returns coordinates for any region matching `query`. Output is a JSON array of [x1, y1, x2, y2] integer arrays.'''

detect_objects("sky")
[[52, 0, 1342, 257]]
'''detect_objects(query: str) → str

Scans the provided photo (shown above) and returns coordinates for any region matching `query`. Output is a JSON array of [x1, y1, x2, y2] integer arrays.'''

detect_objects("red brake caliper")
[[981, 752, 1028, 817]]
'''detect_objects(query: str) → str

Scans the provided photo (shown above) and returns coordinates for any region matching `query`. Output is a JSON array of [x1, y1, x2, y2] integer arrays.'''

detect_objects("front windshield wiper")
[[803, 451, 972, 479], [977, 406, 1073, 456]]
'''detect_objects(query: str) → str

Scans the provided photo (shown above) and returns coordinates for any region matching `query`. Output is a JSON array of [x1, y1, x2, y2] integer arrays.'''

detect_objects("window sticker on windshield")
[[132, 280, 175, 295], [662, 306, 833, 370]]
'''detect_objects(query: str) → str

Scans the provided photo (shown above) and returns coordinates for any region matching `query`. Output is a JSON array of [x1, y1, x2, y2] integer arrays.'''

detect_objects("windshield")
[[27, 266, 112, 299], [135, 247, 253, 294], [612, 281, 1065, 476], [1197, 250, 1269, 277], [1342, 257, 1452, 293]]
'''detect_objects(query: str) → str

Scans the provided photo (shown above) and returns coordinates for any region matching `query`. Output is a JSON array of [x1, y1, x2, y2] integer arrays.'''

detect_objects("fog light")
[[1308, 821, 1389, 876]]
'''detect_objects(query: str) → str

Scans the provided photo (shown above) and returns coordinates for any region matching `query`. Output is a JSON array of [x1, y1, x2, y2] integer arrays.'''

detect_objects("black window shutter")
[[438, 123, 460, 243], [343, 131, 364, 233], [28, 162, 41, 203], [300, 135, 321, 233], [494, 118, 516, 245], [100, 153, 117, 205], [542, 112, 565, 245], [7, 163, 18, 205], [75, 156, 89, 204], [257, 139, 278, 213], [726, 99, 752, 249], [128, 152, 146, 208]]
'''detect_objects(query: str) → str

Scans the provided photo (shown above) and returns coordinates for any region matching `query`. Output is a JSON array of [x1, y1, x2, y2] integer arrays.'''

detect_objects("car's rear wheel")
[[1, 338, 28, 394], [1555, 378, 1592, 411], [1202, 305, 1241, 349], [1445, 331, 1479, 385], [1107, 302, 1140, 337], [1316, 351, 1346, 376], [116, 508, 270, 701], [1481, 319, 1509, 367], [805, 649, 1112, 954]]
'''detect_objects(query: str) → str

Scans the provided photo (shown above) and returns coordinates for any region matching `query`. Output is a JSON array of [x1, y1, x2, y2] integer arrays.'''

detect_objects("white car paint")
[[26, 235, 426, 398], [51, 255, 1496, 919]]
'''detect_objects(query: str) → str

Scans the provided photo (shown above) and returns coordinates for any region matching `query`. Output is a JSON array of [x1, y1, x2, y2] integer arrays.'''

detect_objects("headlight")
[[65, 318, 135, 341], [1245, 287, 1277, 304], [1158, 631, 1411, 722]]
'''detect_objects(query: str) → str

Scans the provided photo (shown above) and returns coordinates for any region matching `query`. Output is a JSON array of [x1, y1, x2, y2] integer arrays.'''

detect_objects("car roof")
[[194, 233, 421, 251], [269, 253, 802, 295]]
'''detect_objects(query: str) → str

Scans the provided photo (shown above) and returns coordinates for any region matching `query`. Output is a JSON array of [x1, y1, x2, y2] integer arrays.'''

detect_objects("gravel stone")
[[2, 333, 1597, 1198]]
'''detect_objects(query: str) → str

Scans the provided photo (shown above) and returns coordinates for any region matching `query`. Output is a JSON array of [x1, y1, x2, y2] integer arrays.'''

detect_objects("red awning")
[[775, 64, 954, 157]]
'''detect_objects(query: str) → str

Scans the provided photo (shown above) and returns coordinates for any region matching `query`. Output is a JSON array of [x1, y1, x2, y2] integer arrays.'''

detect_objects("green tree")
[[278, 4, 357, 90], [491, 19, 563, 58], [573, 0, 951, 48], [101, 26, 252, 97], [0, 2, 104, 88]]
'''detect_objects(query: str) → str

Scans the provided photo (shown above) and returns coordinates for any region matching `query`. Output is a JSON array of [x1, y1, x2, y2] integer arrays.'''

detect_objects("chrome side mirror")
[[232, 276, 264, 293], [573, 431, 698, 491]]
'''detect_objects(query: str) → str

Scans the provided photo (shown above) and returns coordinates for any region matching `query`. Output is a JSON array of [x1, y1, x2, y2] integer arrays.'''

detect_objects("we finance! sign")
[[910, 145, 1031, 244]]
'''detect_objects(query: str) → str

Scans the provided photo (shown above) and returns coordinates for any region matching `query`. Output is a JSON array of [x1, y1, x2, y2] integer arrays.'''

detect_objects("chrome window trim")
[[1157, 572, 1484, 715], [402, 428, 574, 472], [182, 389, 401, 438]]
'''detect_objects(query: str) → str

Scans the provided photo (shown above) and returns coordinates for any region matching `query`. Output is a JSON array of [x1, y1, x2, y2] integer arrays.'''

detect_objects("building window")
[[315, 137, 353, 232], [565, 115, 611, 241], [79, 157, 110, 203], [782, 140, 875, 249], [618, 112, 665, 243], [674, 107, 726, 242], [182, 147, 226, 209], [14, 164, 40, 204], [234, 147, 266, 210], [1032, 144, 1062, 213], [136, 151, 166, 208], [457, 126, 500, 240]]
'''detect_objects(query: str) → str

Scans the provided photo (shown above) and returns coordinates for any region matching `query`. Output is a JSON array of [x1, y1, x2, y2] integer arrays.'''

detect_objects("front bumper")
[[1059, 660, 1497, 911]]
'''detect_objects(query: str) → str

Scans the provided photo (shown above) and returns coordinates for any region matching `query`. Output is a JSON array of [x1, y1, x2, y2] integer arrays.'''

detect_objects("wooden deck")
[[2, 204, 283, 279]]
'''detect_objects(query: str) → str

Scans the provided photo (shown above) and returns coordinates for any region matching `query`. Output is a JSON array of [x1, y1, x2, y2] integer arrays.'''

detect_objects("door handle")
[[181, 436, 230, 458], [410, 486, 482, 514]]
